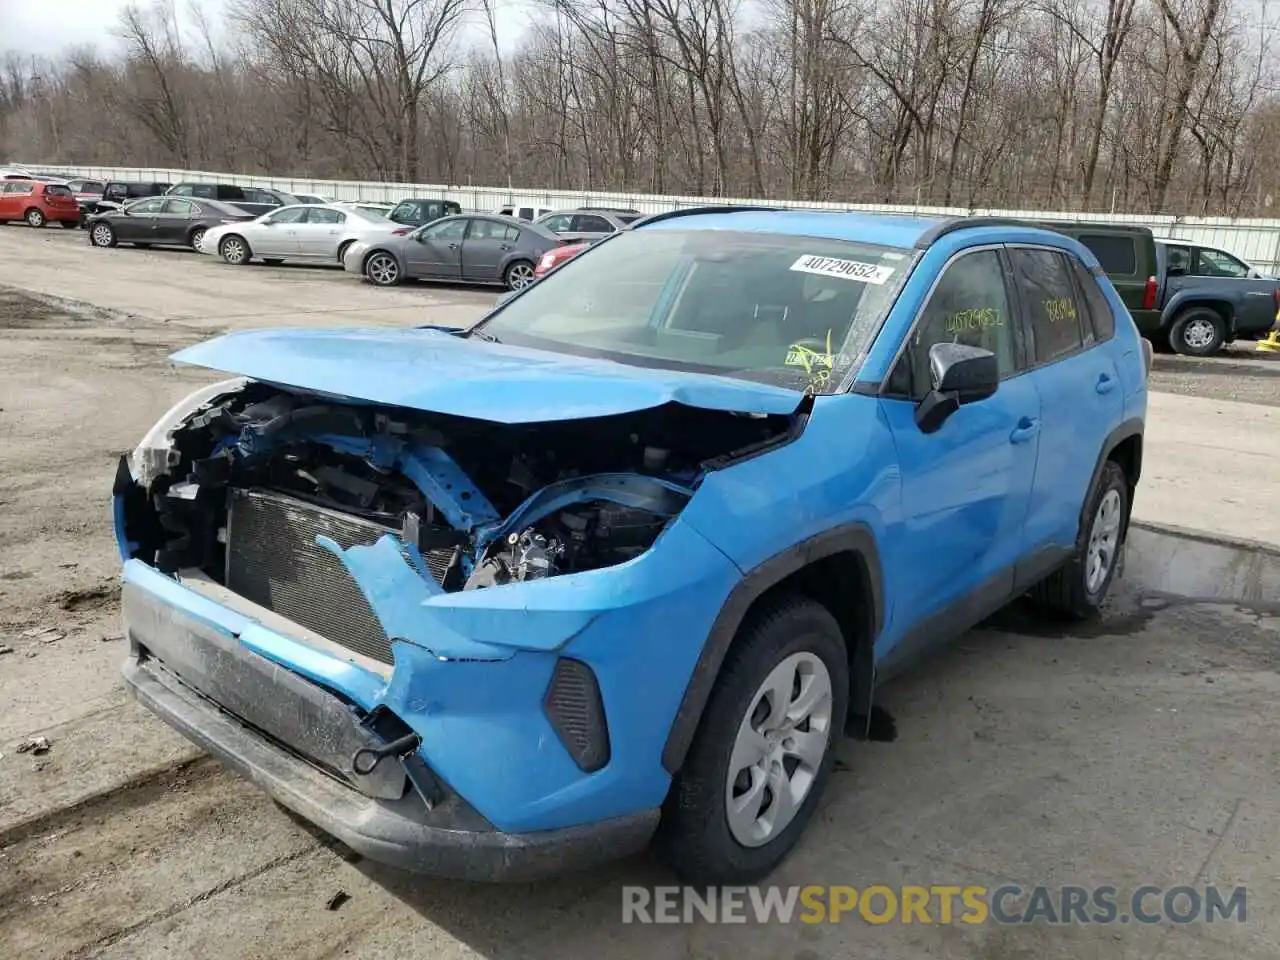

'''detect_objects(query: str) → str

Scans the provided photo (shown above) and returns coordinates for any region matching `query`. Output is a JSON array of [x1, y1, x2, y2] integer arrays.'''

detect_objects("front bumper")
[[119, 580, 659, 881]]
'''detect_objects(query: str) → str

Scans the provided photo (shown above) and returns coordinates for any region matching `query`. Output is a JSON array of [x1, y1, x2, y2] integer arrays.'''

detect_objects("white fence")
[[32, 163, 1280, 272]]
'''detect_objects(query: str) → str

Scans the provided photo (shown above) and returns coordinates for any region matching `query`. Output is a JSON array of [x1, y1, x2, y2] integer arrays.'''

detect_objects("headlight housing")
[[129, 377, 248, 487]]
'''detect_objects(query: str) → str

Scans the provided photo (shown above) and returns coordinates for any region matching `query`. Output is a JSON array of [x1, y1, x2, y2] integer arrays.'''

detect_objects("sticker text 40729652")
[[789, 255, 895, 285]]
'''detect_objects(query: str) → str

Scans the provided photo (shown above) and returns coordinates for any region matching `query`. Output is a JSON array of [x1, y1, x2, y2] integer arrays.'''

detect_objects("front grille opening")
[[225, 489, 452, 665]]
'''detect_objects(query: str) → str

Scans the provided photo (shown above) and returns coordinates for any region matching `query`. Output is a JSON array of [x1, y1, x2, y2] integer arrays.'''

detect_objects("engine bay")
[[119, 381, 800, 594]]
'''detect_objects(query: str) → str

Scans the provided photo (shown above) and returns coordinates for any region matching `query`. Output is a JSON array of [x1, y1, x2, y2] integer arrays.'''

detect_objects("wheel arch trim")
[[660, 522, 884, 774]]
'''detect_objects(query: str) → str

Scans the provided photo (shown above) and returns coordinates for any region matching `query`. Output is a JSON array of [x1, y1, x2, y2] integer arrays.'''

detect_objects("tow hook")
[[351, 732, 422, 776]]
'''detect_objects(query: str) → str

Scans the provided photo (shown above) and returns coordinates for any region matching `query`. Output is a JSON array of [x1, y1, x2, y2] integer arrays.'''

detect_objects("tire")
[[1169, 308, 1225, 356], [25, 208, 46, 228], [89, 222, 117, 248], [337, 240, 354, 264], [219, 235, 251, 266], [655, 595, 849, 884], [503, 259, 535, 291], [1031, 459, 1129, 618], [364, 251, 401, 286], [263, 258, 284, 266], [189, 226, 207, 250]]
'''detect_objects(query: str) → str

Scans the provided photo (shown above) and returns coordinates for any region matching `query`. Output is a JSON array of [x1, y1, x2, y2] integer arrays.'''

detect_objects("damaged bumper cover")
[[119, 572, 661, 881]]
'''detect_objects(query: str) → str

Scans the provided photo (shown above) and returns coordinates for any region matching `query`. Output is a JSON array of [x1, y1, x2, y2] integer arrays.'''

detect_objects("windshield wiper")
[[469, 329, 502, 344]]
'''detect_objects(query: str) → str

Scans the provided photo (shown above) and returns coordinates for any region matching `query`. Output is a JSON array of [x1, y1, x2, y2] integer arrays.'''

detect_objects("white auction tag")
[[789, 254, 894, 285]]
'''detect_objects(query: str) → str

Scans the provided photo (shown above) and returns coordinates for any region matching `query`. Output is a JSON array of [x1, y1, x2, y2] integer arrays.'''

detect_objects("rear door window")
[[306, 207, 345, 224], [162, 199, 197, 217], [216, 185, 246, 201], [44, 185, 73, 198], [573, 214, 615, 233], [1076, 234, 1137, 276], [1009, 248, 1089, 365], [169, 184, 194, 196]]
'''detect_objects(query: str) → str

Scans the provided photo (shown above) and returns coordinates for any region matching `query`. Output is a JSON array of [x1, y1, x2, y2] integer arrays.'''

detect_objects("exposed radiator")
[[225, 488, 452, 665]]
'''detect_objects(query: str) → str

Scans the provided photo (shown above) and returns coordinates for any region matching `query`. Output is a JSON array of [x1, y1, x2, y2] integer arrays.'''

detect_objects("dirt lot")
[[2, 225, 1279, 959]]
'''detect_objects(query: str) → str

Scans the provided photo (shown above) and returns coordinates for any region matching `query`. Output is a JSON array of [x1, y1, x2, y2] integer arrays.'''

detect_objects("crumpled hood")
[[171, 327, 804, 423]]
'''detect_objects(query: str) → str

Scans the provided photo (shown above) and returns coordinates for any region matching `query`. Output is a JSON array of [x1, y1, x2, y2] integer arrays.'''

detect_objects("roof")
[[637, 208, 950, 249]]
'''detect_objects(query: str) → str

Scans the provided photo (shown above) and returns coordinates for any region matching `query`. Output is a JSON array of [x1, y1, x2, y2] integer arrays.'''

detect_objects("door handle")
[[1009, 417, 1040, 444], [448, 242, 458, 249], [1096, 374, 1116, 395]]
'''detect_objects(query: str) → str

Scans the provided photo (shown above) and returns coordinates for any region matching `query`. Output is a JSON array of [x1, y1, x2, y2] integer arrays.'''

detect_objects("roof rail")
[[912, 216, 1048, 248], [630, 204, 784, 229]]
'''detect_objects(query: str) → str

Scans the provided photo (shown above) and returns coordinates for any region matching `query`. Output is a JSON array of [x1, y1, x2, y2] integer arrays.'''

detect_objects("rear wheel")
[[219, 235, 251, 265], [89, 223, 117, 248], [1032, 459, 1129, 618], [24, 208, 46, 228], [503, 259, 535, 291], [189, 226, 207, 250], [364, 252, 401, 286], [655, 596, 848, 884], [1169, 308, 1225, 356]]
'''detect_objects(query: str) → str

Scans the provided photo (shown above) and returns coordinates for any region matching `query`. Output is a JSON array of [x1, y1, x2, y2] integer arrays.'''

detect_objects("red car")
[[0, 180, 81, 228], [534, 241, 589, 278]]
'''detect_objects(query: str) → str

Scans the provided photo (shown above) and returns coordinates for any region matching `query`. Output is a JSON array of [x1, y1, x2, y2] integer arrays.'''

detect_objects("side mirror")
[[914, 342, 998, 434]]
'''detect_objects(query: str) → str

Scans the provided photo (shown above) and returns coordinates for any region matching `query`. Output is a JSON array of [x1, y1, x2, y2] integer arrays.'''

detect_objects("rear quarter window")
[[1070, 258, 1117, 342], [1077, 234, 1137, 276]]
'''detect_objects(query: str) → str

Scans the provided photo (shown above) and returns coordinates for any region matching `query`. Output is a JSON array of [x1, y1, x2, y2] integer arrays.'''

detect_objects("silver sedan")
[[343, 214, 563, 290], [198, 203, 407, 266]]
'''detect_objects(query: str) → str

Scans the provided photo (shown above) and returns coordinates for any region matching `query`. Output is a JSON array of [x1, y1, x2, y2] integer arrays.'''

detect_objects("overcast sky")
[[0, 0, 530, 60]]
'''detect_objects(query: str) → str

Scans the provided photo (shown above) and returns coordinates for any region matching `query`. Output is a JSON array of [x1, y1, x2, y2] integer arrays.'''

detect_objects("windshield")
[[473, 228, 916, 393]]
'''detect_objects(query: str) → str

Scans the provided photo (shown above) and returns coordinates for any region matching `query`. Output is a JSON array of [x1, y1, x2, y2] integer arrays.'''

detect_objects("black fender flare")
[[1083, 417, 1143, 535], [660, 522, 884, 774]]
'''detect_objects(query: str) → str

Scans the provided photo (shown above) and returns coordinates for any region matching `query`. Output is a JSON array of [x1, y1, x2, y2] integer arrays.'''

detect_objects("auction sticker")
[[790, 254, 895, 284]]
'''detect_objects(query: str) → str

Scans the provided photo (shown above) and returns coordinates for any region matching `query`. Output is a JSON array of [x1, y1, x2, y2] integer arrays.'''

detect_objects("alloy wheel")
[[725, 651, 834, 848], [26, 209, 45, 227], [90, 224, 114, 247], [1086, 489, 1123, 593], [1182, 318, 1217, 351], [506, 261, 535, 290], [221, 237, 246, 264], [191, 228, 207, 250], [367, 254, 399, 285]]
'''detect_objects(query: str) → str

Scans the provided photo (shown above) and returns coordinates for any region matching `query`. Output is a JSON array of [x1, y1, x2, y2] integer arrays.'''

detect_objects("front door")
[[405, 218, 466, 279], [877, 247, 1039, 671], [117, 198, 165, 241], [254, 207, 308, 257], [294, 207, 346, 259], [1192, 246, 1277, 332], [155, 198, 197, 243]]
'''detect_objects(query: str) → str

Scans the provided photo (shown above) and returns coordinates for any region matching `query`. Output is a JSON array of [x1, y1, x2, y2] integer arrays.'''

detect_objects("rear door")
[[461, 218, 519, 281], [1008, 246, 1125, 554], [404, 217, 466, 279]]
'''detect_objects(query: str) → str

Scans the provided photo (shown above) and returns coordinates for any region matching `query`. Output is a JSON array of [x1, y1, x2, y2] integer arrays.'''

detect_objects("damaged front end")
[[114, 372, 807, 876]]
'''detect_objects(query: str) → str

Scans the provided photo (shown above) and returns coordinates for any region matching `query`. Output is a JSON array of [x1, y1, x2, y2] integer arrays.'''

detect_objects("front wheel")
[[219, 235, 251, 265], [89, 223, 117, 248], [503, 260, 535, 291], [1032, 459, 1129, 618], [1169, 308, 1225, 356], [655, 596, 848, 884], [25, 208, 46, 228], [364, 252, 401, 286]]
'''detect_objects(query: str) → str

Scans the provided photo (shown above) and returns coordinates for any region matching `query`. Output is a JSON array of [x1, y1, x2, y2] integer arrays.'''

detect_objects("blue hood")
[[171, 327, 805, 423]]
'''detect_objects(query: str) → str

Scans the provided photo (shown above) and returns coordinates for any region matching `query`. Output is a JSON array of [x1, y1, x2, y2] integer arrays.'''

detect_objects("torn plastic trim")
[[131, 377, 250, 487], [316, 534, 513, 661]]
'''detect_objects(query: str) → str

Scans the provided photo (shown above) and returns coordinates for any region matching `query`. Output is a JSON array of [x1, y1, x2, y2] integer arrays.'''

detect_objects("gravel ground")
[[1150, 346, 1280, 407]]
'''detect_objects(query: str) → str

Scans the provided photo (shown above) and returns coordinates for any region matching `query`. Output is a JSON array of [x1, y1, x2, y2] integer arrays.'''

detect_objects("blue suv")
[[114, 209, 1148, 884]]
